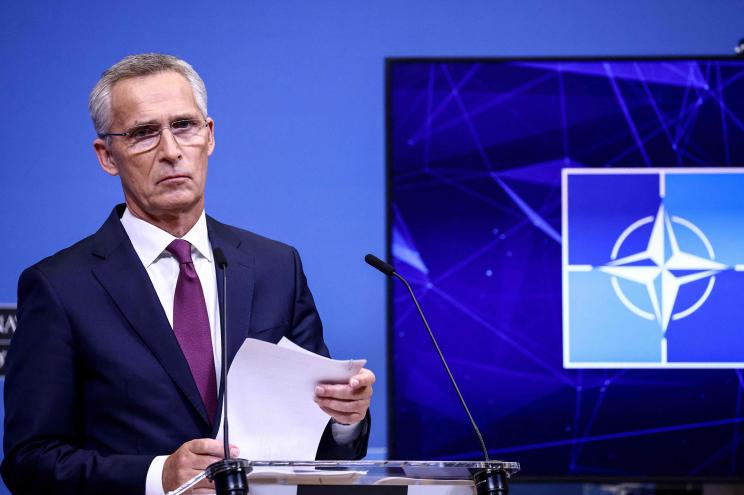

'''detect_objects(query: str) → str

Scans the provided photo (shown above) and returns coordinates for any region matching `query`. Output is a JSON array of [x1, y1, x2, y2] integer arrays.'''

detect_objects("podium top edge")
[[235, 459, 520, 473]]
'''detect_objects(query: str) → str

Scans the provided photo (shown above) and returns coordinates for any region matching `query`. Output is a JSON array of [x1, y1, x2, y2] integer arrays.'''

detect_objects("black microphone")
[[364, 253, 395, 276], [209, 248, 249, 495], [213, 248, 230, 460], [365, 254, 507, 495]]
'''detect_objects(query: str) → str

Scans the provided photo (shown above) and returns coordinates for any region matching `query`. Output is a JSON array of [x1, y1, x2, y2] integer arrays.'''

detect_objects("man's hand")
[[314, 368, 375, 425], [162, 438, 239, 493]]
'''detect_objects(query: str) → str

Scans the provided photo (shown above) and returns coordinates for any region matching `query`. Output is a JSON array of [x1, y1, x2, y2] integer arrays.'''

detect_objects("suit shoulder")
[[23, 233, 99, 281], [208, 218, 298, 256]]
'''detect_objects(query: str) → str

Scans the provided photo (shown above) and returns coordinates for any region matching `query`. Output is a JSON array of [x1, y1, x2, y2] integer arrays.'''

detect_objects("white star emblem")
[[599, 204, 727, 334]]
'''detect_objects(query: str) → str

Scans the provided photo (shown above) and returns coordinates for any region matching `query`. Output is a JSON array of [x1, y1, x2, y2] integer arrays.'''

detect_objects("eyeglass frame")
[[98, 118, 210, 151]]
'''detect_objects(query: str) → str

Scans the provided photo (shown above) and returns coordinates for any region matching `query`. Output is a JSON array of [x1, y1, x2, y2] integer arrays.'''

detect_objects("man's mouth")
[[157, 175, 190, 184]]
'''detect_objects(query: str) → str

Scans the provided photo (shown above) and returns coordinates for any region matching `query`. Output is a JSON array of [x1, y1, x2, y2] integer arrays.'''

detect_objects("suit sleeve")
[[316, 413, 371, 460], [1, 267, 153, 495], [285, 247, 370, 460], [285, 247, 330, 357]]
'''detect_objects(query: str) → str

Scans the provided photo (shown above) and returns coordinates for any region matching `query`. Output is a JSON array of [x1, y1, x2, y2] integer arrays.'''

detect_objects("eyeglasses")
[[99, 118, 209, 153]]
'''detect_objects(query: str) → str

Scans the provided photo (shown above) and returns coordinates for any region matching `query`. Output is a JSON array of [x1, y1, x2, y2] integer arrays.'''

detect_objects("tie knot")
[[167, 239, 193, 264]]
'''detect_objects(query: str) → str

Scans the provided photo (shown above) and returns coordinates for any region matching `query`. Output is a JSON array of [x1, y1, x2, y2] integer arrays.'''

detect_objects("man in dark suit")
[[1, 54, 374, 495]]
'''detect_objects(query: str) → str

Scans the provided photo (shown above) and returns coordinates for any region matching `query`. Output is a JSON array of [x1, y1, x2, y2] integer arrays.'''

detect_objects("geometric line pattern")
[[389, 58, 744, 478]]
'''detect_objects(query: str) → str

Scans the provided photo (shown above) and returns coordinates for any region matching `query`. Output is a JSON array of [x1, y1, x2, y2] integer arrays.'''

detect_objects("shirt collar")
[[120, 208, 212, 267]]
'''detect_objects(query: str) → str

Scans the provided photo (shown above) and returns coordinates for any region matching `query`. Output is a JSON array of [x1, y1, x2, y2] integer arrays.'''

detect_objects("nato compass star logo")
[[562, 168, 744, 368], [598, 203, 726, 360]]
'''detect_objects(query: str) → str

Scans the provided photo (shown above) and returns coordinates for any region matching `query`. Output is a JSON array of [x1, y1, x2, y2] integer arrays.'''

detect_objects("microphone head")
[[213, 248, 228, 268], [364, 254, 395, 276]]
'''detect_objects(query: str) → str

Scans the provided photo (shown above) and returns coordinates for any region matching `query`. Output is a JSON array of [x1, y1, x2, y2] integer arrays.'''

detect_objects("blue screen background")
[[389, 59, 744, 477]]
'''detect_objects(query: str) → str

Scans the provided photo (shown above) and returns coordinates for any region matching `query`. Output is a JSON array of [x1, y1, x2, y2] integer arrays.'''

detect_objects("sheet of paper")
[[216, 337, 366, 460]]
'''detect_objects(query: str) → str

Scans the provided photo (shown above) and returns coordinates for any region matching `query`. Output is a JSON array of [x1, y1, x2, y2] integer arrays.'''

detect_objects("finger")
[[164, 465, 210, 492], [315, 383, 370, 400], [188, 438, 226, 457], [315, 397, 370, 414], [190, 454, 225, 471], [349, 368, 376, 388], [163, 441, 224, 492]]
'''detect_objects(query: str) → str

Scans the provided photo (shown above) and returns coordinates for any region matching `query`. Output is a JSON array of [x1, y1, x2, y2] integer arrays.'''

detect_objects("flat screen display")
[[387, 58, 744, 479]]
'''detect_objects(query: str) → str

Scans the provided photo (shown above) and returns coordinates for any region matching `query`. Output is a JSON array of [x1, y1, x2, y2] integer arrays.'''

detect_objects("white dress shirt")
[[120, 208, 361, 495], [120, 208, 221, 495]]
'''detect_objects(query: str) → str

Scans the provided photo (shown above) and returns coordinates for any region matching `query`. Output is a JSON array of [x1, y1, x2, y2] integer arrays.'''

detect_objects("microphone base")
[[207, 459, 251, 495], [473, 468, 508, 495]]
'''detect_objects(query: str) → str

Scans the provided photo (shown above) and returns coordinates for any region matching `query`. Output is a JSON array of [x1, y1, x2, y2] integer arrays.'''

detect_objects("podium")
[[169, 459, 520, 495]]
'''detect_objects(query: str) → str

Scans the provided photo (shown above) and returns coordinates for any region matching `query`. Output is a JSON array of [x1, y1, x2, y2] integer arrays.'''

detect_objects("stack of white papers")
[[216, 337, 366, 460]]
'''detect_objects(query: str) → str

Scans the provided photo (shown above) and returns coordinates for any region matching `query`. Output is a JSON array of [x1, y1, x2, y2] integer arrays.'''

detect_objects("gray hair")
[[88, 53, 208, 136]]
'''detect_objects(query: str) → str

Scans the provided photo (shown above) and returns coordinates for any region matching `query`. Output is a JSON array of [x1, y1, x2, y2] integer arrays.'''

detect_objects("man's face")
[[93, 71, 215, 222]]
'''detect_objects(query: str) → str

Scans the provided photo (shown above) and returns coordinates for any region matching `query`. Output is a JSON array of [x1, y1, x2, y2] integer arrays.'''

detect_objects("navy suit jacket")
[[1, 205, 369, 494]]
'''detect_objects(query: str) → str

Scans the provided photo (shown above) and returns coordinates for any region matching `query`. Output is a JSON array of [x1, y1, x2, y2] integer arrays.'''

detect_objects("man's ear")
[[206, 118, 215, 156], [94, 138, 120, 176]]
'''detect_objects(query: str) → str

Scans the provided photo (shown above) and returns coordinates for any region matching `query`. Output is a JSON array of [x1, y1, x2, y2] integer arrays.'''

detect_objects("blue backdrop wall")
[[0, 0, 742, 492]]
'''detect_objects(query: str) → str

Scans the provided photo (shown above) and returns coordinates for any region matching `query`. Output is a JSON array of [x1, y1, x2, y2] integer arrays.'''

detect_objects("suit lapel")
[[90, 206, 212, 427], [207, 216, 255, 370], [207, 217, 255, 436]]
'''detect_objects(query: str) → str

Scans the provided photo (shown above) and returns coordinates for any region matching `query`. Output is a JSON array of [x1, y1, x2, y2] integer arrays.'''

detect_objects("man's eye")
[[129, 125, 159, 139], [172, 120, 196, 130]]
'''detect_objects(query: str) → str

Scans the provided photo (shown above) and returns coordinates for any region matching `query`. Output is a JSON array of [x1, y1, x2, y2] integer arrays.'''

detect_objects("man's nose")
[[158, 127, 181, 160]]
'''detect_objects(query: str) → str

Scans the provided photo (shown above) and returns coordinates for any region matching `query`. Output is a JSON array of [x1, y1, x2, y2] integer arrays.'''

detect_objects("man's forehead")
[[109, 71, 199, 123]]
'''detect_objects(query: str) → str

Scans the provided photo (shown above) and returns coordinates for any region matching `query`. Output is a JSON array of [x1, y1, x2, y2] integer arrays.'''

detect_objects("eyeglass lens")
[[127, 119, 206, 152]]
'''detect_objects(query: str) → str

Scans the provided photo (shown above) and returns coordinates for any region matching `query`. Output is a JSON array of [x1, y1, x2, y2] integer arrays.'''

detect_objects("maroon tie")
[[167, 239, 217, 424]]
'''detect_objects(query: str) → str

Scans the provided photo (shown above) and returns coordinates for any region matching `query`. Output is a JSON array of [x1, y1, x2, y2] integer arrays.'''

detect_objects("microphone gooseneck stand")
[[365, 254, 508, 495], [207, 248, 250, 495]]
